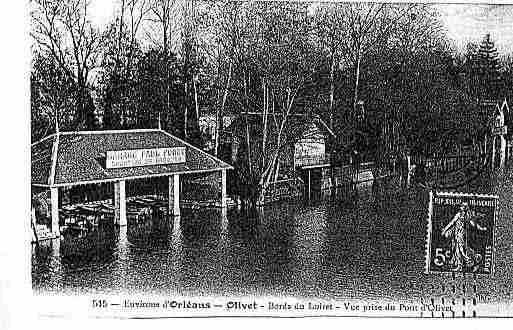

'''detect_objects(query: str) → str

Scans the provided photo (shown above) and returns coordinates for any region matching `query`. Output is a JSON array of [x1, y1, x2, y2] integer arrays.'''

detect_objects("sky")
[[437, 4, 513, 54], [87, 1, 513, 54]]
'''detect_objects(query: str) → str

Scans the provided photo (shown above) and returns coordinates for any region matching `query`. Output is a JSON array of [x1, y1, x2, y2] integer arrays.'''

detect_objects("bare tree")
[[118, 0, 151, 76], [145, 0, 179, 53], [367, 5, 450, 183], [197, 1, 244, 156], [31, 0, 112, 129], [181, 0, 194, 139], [144, 0, 183, 132], [102, 0, 151, 128], [329, 3, 417, 114], [313, 3, 352, 129], [197, 1, 314, 204], [31, 52, 76, 140], [236, 2, 316, 204]]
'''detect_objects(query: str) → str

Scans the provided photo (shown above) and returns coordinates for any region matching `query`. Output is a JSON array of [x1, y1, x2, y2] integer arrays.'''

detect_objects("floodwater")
[[32, 168, 513, 307]]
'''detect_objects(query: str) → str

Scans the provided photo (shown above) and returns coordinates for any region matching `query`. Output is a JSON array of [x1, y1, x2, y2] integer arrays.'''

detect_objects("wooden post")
[[114, 180, 127, 226], [221, 169, 227, 208], [169, 174, 180, 216], [406, 154, 412, 187], [50, 187, 60, 236]]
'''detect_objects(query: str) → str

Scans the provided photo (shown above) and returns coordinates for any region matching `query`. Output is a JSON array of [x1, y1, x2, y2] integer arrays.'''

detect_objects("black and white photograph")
[[10, 0, 513, 323]]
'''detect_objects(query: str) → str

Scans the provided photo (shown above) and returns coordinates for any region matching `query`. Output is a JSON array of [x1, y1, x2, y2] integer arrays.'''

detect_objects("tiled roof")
[[31, 129, 232, 187], [31, 135, 56, 185]]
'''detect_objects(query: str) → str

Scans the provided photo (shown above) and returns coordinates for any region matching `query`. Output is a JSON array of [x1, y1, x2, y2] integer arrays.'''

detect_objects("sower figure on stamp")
[[442, 202, 487, 272]]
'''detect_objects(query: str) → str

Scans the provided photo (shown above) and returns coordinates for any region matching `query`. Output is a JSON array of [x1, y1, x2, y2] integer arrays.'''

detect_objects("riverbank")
[[32, 168, 513, 308]]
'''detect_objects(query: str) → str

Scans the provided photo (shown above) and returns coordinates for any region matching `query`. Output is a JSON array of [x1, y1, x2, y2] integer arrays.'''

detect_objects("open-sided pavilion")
[[31, 128, 233, 236]]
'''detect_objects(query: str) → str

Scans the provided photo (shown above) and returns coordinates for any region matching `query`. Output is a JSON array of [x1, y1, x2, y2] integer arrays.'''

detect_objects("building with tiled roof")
[[32, 129, 232, 187], [31, 128, 233, 236]]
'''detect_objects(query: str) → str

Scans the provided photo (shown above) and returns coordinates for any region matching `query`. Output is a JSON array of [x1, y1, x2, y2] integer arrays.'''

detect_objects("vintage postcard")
[[14, 0, 513, 324]]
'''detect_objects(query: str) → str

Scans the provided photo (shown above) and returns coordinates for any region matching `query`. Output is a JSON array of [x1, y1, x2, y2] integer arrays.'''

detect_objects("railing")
[[264, 177, 304, 203], [409, 150, 489, 189], [412, 154, 480, 175]]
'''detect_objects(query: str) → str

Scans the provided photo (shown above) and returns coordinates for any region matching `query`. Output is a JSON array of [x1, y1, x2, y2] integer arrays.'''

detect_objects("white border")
[[425, 191, 434, 274]]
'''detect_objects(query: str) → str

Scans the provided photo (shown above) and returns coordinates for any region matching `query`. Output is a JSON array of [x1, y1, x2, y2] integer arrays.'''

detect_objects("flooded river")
[[32, 169, 513, 306]]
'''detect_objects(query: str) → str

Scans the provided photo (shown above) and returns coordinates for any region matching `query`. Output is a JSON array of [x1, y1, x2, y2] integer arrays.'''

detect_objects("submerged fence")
[[264, 177, 304, 203], [412, 154, 480, 174]]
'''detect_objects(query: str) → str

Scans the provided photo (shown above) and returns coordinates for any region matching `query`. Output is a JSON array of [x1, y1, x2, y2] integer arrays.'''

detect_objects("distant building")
[[479, 98, 510, 134], [198, 114, 235, 152], [225, 113, 335, 182], [293, 119, 333, 168]]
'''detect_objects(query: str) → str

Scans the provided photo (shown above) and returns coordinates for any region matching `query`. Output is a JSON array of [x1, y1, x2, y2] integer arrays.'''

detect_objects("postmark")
[[425, 191, 498, 274]]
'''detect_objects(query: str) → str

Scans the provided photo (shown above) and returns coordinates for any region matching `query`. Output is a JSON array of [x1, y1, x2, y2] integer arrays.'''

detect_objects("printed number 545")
[[92, 300, 108, 308], [434, 248, 451, 266]]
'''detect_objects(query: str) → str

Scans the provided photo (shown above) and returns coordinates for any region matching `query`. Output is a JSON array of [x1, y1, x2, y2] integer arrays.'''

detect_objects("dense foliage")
[[31, 1, 513, 201]]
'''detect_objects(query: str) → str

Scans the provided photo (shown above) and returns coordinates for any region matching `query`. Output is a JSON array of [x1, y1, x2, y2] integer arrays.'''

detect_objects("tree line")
[[31, 1, 513, 202]]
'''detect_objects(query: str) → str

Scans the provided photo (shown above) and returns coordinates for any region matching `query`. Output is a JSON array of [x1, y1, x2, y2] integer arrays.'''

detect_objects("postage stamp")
[[425, 191, 498, 275]]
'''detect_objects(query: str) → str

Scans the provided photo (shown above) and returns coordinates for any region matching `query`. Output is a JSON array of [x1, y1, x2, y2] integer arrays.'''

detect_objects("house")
[[198, 113, 235, 152], [221, 113, 338, 201], [487, 99, 510, 167], [293, 119, 334, 167]]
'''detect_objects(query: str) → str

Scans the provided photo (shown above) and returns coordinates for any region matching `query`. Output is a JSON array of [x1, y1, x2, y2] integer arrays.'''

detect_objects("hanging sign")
[[294, 142, 325, 167], [106, 147, 186, 169]]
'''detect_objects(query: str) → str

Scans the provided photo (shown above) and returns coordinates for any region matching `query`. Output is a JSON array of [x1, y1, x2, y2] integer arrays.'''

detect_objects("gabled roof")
[[500, 99, 510, 116], [31, 134, 56, 186], [31, 129, 233, 187]]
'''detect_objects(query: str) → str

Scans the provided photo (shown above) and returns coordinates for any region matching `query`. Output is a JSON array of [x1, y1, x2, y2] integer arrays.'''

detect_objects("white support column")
[[50, 187, 60, 236], [169, 174, 180, 216], [221, 169, 227, 208], [114, 180, 127, 226], [500, 135, 507, 168]]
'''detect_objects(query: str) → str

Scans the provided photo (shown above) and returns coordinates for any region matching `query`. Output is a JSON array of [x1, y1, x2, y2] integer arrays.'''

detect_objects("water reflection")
[[32, 170, 513, 302], [291, 205, 327, 295], [171, 215, 182, 252], [116, 225, 129, 260], [169, 215, 183, 288], [111, 225, 129, 291], [217, 208, 229, 264]]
